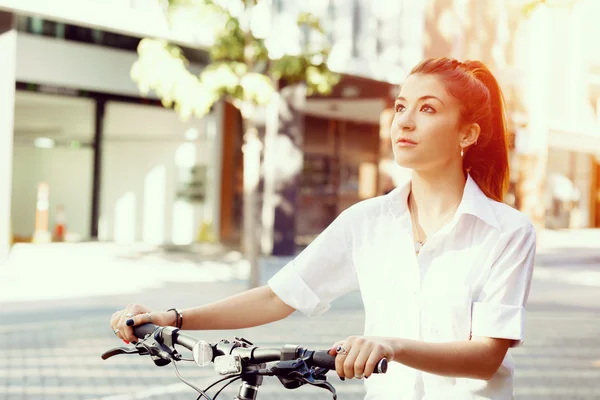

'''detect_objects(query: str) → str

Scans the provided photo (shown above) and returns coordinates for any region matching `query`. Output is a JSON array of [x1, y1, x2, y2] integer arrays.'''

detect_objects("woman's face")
[[390, 73, 465, 171]]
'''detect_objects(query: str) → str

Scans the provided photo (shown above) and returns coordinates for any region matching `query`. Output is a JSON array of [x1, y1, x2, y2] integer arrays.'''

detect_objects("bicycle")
[[101, 323, 388, 400]]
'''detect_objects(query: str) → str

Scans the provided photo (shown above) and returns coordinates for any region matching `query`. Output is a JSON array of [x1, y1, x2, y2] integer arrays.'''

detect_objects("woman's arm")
[[329, 335, 511, 380], [115, 285, 296, 343], [178, 285, 296, 330], [390, 336, 512, 380]]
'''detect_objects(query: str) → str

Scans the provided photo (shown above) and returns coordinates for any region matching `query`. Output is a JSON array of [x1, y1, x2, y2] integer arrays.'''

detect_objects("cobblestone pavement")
[[1, 276, 599, 400]]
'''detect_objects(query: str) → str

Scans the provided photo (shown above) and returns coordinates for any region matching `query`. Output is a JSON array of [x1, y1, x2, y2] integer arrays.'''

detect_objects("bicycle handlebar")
[[131, 323, 387, 373], [103, 324, 388, 399]]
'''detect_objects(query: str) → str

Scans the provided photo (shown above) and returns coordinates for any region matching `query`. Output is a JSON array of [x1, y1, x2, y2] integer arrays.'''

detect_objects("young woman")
[[111, 57, 536, 399]]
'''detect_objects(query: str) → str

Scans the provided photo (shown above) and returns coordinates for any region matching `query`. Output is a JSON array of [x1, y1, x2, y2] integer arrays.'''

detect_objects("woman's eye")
[[395, 104, 405, 112], [420, 104, 436, 113]]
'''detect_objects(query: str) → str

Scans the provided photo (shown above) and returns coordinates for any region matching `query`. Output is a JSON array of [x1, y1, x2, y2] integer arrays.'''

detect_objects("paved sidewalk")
[[1, 276, 599, 399], [0, 229, 599, 399], [1, 228, 599, 306], [534, 229, 600, 287]]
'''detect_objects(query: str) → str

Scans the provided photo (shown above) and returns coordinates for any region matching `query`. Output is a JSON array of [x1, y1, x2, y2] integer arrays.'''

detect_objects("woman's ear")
[[461, 123, 480, 147]]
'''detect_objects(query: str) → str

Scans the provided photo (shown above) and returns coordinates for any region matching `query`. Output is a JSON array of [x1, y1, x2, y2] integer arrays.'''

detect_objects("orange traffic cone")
[[53, 204, 66, 242]]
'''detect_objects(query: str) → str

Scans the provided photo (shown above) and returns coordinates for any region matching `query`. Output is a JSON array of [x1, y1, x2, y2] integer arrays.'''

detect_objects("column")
[[0, 11, 16, 264], [90, 99, 106, 238], [261, 83, 306, 256]]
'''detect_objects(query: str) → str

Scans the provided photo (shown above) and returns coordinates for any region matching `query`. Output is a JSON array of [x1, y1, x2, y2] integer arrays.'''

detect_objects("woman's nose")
[[396, 111, 415, 131]]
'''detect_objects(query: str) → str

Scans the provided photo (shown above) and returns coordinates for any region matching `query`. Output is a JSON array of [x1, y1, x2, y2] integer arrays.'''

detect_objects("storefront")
[[6, 14, 222, 248], [219, 74, 395, 251]]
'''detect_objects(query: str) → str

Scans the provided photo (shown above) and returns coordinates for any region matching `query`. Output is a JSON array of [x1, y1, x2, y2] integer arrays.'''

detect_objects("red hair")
[[410, 57, 510, 203]]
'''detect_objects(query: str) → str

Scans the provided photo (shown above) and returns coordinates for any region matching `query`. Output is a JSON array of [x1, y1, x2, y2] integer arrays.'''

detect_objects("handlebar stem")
[[236, 363, 265, 400]]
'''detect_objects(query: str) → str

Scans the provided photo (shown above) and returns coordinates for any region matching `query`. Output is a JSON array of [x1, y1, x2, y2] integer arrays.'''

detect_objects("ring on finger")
[[113, 328, 120, 336], [335, 345, 349, 356], [125, 313, 135, 318], [355, 373, 364, 379], [145, 312, 152, 323]]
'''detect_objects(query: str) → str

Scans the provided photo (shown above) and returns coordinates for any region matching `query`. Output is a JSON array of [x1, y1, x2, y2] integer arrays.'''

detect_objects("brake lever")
[[101, 346, 149, 360], [134, 327, 179, 367], [271, 359, 337, 399], [288, 371, 337, 400]]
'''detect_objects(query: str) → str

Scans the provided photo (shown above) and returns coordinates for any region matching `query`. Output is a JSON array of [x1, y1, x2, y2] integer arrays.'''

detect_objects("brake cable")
[[210, 376, 242, 400], [172, 360, 213, 400]]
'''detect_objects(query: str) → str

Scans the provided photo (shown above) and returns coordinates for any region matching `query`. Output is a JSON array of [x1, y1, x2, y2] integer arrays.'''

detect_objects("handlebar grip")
[[312, 351, 388, 374], [375, 358, 388, 374], [312, 351, 336, 370], [133, 323, 158, 339]]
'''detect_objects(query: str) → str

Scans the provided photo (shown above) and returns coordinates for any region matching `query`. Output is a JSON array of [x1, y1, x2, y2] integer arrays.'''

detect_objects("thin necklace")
[[408, 192, 461, 255]]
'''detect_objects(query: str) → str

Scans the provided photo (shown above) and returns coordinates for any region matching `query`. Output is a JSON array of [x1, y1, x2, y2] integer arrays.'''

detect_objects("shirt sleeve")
[[471, 222, 536, 347], [267, 208, 359, 317]]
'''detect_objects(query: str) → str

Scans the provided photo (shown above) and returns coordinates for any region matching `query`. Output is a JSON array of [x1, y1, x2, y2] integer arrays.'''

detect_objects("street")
[[0, 229, 599, 400]]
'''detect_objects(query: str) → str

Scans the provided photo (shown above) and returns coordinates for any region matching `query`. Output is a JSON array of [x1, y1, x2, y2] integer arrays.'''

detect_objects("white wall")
[[15, 33, 205, 99], [100, 141, 198, 244], [16, 33, 148, 98], [0, 21, 17, 263], [99, 101, 221, 245]]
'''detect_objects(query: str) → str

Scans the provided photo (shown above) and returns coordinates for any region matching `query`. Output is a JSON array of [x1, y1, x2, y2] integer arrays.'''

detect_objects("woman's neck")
[[409, 167, 466, 221]]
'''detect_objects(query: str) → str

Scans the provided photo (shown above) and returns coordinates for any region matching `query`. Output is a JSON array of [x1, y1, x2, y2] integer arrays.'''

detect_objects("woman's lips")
[[396, 138, 417, 147]]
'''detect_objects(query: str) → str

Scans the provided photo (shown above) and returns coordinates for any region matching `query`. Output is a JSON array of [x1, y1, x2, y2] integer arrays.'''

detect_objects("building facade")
[[2, 0, 599, 264], [0, 0, 223, 264]]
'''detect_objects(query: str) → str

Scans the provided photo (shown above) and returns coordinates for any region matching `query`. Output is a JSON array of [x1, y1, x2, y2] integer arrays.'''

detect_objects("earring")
[[460, 147, 464, 157]]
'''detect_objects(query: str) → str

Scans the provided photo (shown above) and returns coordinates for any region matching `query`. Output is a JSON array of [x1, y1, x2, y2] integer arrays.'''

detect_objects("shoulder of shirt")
[[339, 193, 391, 219], [487, 197, 536, 238]]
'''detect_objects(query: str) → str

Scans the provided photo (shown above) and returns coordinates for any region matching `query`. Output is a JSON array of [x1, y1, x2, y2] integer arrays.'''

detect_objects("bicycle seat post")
[[235, 363, 265, 400]]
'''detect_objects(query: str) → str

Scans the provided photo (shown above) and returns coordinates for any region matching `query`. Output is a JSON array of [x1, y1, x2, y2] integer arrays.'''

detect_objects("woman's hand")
[[109, 304, 176, 344], [328, 336, 395, 380]]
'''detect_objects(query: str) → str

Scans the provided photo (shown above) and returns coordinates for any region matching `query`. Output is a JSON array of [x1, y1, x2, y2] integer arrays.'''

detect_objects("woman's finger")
[[110, 324, 127, 343], [332, 341, 348, 379], [123, 312, 153, 342], [116, 306, 134, 343], [110, 310, 129, 344], [343, 343, 361, 379], [353, 345, 371, 379], [116, 304, 150, 343], [110, 310, 122, 330], [363, 351, 383, 378], [110, 310, 123, 340], [329, 341, 345, 356]]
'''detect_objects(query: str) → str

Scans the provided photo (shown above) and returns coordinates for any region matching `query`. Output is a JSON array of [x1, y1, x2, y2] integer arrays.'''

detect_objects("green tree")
[[131, 0, 340, 288]]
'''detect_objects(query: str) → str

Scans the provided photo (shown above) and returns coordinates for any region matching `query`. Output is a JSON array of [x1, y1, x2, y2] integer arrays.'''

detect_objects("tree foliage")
[[131, 0, 340, 121]]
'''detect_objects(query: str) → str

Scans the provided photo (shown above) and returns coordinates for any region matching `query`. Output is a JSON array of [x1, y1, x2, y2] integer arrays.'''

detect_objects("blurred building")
[[0, 0, 424, 260], [502, 0, 600, 230], [539, 0, 600, 229], [1, 0, 599, 263], [222, 1, 427, 252], [0, 0, 222, 264], [397, 0, 600, 230]]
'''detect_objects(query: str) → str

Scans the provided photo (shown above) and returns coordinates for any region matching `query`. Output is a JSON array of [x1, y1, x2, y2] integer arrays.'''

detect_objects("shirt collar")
[[386, 174, 500, 230]]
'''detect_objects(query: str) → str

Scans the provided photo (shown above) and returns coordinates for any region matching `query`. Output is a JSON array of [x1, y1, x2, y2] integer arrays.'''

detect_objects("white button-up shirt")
[[268, 175, 536, 399]]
